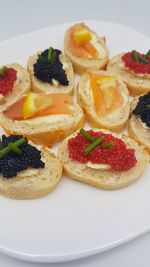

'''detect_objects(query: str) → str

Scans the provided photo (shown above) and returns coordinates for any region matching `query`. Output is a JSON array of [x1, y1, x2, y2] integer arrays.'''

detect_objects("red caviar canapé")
[[0, 67, 17, 96], [122, 52, 150, 74], [68, 130, 137, 171]]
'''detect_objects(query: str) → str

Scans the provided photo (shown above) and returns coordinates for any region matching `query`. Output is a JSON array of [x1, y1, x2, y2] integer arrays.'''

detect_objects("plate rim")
[[0, 19, 149, 44], [0, 226, 149, 263]]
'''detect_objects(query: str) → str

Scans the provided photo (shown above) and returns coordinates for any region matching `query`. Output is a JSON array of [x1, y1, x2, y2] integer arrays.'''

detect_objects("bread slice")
[[64, 23, 109, 74], [0, 63, 30, 112], [0, 103, 84, 147], [58, 129, 149, 190], [0, 148, 62, 200], [107, 53, 150, 96], [27, 51, 74, 95], [128, 97, 150, 154], [77, 70, 130, 132]]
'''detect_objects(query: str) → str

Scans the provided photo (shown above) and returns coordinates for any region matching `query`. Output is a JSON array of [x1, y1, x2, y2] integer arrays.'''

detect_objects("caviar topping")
[[133, 92, 150, 128], [0, 67, 17, 96], [80, 128, 115, 154], [34, 47, 68, 86], [122, 50, 150, 74], [0, 137, 26, 158], [68, 130, 137, 171], [0, 135, 45, 179]]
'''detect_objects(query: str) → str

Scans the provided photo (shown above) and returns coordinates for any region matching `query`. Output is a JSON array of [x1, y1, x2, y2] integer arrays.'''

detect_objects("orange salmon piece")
[[88, 71, 106, 115], [67, 27, 90, 58], [83, 42, 99, 59], [4, 94, 72, 120], [4, 97, 26, 120], [88, 71, 123, 116], [34, 94, 72, 117]]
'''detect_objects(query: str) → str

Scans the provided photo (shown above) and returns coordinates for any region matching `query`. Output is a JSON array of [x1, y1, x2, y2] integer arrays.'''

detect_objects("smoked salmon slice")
[[4, 94, 72, 120], [88, 71, 123, 116], [67, 23, 99, 59]]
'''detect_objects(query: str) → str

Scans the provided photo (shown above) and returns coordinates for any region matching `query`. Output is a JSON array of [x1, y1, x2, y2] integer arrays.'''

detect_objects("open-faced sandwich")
[[107, 49, 150, 96], [0, 63, 30, 112], [64, 22, 109, 74], [0, 92, 84, 146], [59, 128, 149, 190], [128, 92, 150, 154], [0, 134, 62, 199], [27, 47, 74, 94], [78, 70, 130, 132]]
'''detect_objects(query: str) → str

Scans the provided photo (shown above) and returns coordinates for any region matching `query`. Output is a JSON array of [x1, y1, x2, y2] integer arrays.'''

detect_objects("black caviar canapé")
[[33, 47, 68, 86], [0, 135, 45, 179], [133, 92, 150, 128]]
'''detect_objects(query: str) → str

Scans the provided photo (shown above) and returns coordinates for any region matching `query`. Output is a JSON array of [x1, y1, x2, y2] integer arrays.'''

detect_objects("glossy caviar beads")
[[0, 135, 45, 178], [0, 67, 17, 95], [34, 47, 68, 85], [68, 130, 137, 171], [122, 51, 150, 74], [133, 92, 150, 128]]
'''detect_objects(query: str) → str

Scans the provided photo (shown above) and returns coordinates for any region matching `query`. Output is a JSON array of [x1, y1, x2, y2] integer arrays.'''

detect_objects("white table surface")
[[0, 0, 150, 266]]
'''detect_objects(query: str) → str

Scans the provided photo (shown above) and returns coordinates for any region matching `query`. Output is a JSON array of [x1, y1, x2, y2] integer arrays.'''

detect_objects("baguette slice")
[[0, 63, 31, 112], [64, 23, 109, 74], [78, 70, 130, 132], [0, 148, 62, 200], [59, 129, 149, 190], [27, 52, 74, 95], [128, 97, 150, 154], [107, 53, 150, 96], [0, 103, 84, 147]]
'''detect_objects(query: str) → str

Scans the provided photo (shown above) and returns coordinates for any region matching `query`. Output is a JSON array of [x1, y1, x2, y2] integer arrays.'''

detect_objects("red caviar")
[[68, 130, 137, 171], [122, 52, 150, 74], [0, 67, 17, 96]]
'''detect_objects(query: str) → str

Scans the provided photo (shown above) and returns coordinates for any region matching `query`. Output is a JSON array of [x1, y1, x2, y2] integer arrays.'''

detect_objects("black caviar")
[[34, 48, 68, 86], [133, 92, 150, 128], [0, 135, 45, 179]]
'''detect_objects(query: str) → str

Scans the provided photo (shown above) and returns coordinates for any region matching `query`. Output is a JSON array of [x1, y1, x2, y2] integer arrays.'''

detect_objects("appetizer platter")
[[0, 20, 149, 263]]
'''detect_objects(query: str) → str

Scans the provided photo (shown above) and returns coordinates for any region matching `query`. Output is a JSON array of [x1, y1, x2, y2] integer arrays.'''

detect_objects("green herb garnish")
[[38, 47, 56, 64], [131, 50, 139, 62], [80, 129, 116, 154], [101, 141, 115, 149], [48, 47, 56, 63], [0, 66, 6, 76], [83, 136, 105, 155], [8, 143, 22, 155], [80, 128, 95, 142], [138, 57, 148, 64], [147, 104, 150, 109], [0, 139, 3, 150], [0, 137, 26, 158], [38, 54, 47, 62], [131, 50, 150, 64], [144, 49, 150, 59]]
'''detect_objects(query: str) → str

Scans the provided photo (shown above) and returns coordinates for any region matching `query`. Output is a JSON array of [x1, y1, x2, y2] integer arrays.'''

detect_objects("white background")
[[0, 0, 150, 266]]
